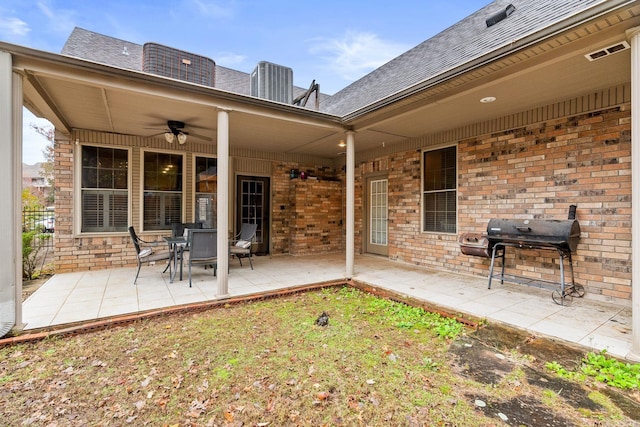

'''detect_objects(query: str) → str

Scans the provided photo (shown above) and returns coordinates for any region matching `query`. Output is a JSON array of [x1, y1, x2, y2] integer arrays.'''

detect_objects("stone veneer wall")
[[361, 105, 631, 302]]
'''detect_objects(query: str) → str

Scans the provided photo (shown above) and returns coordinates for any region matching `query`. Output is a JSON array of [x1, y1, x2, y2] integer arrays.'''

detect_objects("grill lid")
[[486, 218, 580, 252]]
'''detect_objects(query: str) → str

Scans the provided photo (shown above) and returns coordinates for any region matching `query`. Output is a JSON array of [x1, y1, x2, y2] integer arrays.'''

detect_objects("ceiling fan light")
[[164, 132, 175, 143], [177, 132, 187, 145]]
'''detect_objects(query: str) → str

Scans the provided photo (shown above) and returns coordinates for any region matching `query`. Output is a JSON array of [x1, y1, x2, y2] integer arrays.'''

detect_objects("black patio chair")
[[187, 229, 218, 287], [128, 226, 170, 284], [230, 223, 257, 269], [170, 222, 203, 259]]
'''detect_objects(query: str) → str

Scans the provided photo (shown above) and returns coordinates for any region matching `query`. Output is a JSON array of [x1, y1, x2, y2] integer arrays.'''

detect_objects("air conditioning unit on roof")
[[250, 61, 293, 103]]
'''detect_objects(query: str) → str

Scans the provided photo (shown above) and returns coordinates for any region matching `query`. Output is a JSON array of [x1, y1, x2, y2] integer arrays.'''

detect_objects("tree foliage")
[[30, 123, 55, 204]]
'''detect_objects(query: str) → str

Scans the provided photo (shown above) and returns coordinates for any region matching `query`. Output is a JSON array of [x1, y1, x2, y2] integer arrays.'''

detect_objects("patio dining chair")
[[170, 222, 203, 260], [230, 223, 257, 269], [128, 226, 170, 284], [187, 229, 218, 287]]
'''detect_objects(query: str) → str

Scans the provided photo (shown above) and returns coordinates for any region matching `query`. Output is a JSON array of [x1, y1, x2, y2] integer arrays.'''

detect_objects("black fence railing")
[[22, 207, 55, 248]]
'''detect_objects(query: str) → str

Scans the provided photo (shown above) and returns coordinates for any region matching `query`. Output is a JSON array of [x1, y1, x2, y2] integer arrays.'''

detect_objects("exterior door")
[[236, 175, 270, 255], [365, 176, 388, 256]]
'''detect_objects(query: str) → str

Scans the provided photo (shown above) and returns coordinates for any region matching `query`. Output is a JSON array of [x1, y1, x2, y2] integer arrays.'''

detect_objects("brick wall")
[[272, 162, 343, 255], [378, 105, 631, 302], [53, 134, 196, 272], [290, 179, 343, 255]]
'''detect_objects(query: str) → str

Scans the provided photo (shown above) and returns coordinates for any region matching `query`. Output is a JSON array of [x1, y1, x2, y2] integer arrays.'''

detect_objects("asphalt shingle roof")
[[60, 0, 608, 117], [61, 28, 143, 71], [321, 0, 606, 116]]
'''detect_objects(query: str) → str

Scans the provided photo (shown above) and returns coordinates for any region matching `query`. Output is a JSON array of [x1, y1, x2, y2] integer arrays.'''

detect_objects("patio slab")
[[20, 252, 635, 360]]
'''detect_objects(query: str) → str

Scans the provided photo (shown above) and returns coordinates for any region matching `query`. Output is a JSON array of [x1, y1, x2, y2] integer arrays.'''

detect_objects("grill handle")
[[515, 226, 532, 232]]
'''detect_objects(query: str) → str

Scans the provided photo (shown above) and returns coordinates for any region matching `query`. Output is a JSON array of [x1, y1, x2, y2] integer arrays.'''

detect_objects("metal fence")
[[22, 207, 55, 248]]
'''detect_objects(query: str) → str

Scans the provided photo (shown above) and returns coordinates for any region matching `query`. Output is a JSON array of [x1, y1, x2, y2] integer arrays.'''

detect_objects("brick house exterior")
[[40, 1, 636, 306], [2, 0, 639, 342]]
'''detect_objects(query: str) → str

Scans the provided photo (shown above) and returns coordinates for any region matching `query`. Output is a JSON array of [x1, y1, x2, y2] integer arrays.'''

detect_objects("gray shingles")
[[61, 27, 143, 71], [320, 0, 605, 116], [60, 0, 607, 117]]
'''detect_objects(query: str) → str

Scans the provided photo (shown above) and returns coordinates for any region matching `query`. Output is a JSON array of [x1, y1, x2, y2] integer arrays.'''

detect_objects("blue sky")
[[1, 0, 490, 163]]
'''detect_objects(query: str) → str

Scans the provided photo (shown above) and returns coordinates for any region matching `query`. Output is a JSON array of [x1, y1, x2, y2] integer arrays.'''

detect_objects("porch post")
[[627, 26, 640, 359], [216, 108, 230, 298], [346, 131, 355, 278], [0, 51, 20, 336]]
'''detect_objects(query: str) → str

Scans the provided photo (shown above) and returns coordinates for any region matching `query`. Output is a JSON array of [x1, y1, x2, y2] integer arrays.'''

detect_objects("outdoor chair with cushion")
[[187, 229, 218, 287], [230, 223, 257, 269], [128, 226, 170, 284], [171, 222, 203, 238]]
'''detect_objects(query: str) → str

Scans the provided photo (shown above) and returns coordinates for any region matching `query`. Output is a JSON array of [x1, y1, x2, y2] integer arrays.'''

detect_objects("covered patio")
[[19, 253, 633, 360], [2, 1, 640, 363]]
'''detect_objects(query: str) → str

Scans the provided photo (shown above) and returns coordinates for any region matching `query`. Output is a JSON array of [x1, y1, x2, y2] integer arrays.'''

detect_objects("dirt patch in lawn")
[[2, 286, 639, 426], [22, 277, 49, 302]]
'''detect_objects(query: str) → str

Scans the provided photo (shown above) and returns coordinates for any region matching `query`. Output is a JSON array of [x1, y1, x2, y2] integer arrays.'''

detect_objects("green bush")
[[22, 230, 51, 280]]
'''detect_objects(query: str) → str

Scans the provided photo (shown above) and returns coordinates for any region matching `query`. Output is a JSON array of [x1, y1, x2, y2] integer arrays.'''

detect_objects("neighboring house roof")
[[61, 27, 325, 108], [321, 0, 606, 116], [61, 28, 143, 71], [56, 0, 622, 120]]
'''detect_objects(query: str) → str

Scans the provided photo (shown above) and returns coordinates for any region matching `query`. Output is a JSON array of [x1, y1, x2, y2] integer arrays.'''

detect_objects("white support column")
[[0, 51, 19, 336], [628, 26, 640, 360], [216, 108, 230, 298], [346, 131, 355, 279], [12, 69, 23, 328]]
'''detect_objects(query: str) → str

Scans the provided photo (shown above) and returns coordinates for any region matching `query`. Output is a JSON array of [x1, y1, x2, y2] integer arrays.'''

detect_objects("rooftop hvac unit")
[[143, 43, 215, 87], [250, 61, 293, 103]]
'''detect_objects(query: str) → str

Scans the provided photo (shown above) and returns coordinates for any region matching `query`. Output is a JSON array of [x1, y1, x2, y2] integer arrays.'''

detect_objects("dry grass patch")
[[0, 286, 634, 426]]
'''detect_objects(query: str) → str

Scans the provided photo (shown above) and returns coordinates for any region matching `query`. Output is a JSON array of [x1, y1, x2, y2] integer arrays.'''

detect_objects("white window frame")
[[140, 148, 185, 232], [421, 144, 458, 234], [74, 143, 131, 235], [193, 154, 218, 228]]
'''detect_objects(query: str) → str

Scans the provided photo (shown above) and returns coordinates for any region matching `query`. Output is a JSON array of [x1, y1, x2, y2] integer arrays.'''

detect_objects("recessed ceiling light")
[[480, 96, 496, 103]]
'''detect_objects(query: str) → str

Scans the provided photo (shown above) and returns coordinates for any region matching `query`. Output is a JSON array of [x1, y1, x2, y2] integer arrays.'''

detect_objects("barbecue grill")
[[485, 217, 584, 305]]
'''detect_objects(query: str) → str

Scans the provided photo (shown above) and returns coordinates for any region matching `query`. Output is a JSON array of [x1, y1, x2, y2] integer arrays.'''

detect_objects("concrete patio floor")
[[20, 252, 634, 360]]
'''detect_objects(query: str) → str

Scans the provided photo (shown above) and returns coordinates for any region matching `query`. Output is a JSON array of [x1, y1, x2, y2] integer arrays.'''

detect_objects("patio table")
[[164, 236, 187, 283]]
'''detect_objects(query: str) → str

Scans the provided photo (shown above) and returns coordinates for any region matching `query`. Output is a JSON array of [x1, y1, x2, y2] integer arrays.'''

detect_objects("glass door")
[[366, 176, 388, 256], [236, 175, 270, 255]]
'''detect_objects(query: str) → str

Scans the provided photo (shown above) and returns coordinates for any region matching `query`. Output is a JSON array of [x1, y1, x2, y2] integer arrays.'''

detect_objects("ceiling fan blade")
[[187, 131, 213, 142], [146, 131, 165, 138]]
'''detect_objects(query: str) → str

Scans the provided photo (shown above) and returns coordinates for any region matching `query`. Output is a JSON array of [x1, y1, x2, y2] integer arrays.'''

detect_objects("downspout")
[[627, 26, 640, 361]]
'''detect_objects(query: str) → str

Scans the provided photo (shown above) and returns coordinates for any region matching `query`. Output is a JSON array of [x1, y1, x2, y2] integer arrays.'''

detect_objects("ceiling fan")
[[148, 120, 212, 144]]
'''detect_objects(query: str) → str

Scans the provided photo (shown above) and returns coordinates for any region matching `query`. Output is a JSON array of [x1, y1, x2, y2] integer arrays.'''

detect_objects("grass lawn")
[[0, 286, 636, 426]]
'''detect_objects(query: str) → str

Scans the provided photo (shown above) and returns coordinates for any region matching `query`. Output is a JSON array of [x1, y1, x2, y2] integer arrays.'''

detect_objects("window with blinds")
[[195, 156, 217, 228], [81, 146, 129, 232], [423, 145, 457, 233], [143, 152, 183, 230]]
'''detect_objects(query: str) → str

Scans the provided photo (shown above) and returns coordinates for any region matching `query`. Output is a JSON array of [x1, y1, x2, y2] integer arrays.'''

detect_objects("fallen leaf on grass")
[[172, 375, 184, 389], [317, 391, 330, 401]]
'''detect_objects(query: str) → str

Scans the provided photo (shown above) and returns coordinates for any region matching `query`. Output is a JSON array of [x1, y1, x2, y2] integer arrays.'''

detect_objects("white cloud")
[[310, 30, 409, 81], [36, 1, 77, 35], [23, 109, 53, 165], [189, 0, 234, 19], [215, 52, 247, 67], [0, 17, 30, 38]]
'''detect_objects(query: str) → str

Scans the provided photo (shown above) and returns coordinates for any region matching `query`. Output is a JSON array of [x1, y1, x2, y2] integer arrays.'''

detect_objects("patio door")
[[365, 175, 388, 256], [236, 175, 270, 255]]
